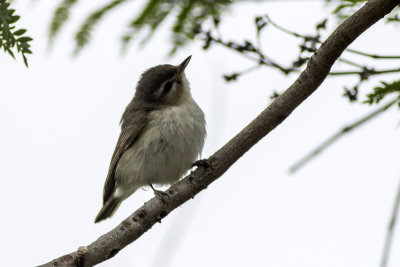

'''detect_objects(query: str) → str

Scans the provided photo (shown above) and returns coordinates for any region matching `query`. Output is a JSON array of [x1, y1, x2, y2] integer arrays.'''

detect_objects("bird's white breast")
[[115, 96, 206, 196]]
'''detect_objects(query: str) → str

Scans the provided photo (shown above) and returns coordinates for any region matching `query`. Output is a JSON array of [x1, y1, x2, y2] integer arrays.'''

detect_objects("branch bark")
[[40, 0, 400, 266]]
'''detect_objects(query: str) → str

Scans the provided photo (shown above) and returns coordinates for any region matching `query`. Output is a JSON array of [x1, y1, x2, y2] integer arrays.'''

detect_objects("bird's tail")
[[95, 197, 122, 223]]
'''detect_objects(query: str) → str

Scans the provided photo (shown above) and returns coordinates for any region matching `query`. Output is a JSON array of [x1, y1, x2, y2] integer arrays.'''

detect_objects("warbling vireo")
[[95, 56, 206, 223]]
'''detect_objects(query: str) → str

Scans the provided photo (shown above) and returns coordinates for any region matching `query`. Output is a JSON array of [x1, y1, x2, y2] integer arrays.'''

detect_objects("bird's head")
[[134, 55, 192, 107]]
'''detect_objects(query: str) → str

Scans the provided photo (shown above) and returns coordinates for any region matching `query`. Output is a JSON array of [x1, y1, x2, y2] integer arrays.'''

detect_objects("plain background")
[[1, 1, 399, 266]]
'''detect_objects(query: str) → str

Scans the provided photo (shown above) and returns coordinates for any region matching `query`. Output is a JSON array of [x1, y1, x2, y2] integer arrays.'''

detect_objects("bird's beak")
[[178, 55, 192, 74]]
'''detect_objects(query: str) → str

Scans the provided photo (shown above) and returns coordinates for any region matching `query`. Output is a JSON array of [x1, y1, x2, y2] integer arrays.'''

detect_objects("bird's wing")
[[103, 109, 148, 204]]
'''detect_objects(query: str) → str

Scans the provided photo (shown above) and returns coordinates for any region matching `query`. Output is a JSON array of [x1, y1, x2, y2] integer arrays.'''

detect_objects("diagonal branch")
[[289, 98, 398, 173], [39, 0, 400, 266], [380, 176, 400, 267]]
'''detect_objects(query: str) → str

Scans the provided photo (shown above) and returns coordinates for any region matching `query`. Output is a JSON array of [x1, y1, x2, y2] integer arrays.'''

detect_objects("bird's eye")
[[163, 81, 173, 94]]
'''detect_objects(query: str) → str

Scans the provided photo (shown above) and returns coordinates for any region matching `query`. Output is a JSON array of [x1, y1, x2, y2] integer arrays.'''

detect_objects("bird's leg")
[[149, 183, 169, 204], [192, 159, 210, 169]]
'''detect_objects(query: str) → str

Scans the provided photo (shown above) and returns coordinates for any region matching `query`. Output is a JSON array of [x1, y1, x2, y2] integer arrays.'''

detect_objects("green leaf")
[[131, 0, 160, 27], [332, 4, 352, 14], [74, 0, 128, 54], [6, 48, 15, 58], [365, 80, 400, 104], [9, 15, 20, 24], [17, 36, 33, 42], [22, 54, 28, 67], [7, 8, 15, 16], [0, 1, 33, 68], [49, 0, 78, 41], [14, 29, 27, 36]]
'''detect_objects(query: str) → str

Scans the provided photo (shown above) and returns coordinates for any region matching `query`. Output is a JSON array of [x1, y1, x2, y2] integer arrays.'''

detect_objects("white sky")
[[1, 1, 400, 267]]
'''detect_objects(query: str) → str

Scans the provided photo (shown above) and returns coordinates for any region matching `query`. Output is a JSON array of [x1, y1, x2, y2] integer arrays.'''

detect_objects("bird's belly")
[[116, 102, 206, 190]]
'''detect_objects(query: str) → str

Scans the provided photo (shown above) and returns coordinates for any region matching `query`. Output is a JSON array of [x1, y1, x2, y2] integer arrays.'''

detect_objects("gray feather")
[[95, 197, 122, 223], [103, 108, 148, 204]]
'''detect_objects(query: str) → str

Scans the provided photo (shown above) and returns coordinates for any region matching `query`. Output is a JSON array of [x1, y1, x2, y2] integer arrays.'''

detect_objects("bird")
[[95, 56, 206, 223]]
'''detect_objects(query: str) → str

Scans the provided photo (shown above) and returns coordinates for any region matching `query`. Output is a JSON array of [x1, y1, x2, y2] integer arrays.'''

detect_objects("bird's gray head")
[[134, 56, 192, 106]]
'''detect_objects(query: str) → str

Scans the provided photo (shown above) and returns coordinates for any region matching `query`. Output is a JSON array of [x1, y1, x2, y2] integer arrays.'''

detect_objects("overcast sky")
[[1, 1, 400, 267]]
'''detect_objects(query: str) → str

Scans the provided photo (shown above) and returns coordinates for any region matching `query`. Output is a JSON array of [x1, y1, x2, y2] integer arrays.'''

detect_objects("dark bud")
[[255, 16, 268, 32], [202, 31, 213, 50], [292, 57, 308, 69], [244, 40, 256, 52], [359, 67, 375, 81], [300, 44, 316, 53], [193, 23, 202, 35], [228, 42, 242, 52], [223, 73, 240, 82], [270, 91, 280, 100], [316, 19, 328, 31], [213, 16, 221, 27], [343, 85, 359, 102]]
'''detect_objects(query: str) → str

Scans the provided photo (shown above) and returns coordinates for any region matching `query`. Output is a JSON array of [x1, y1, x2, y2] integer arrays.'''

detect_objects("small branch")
[[266, 14, 400, 61], [346, 48, 400, 59], [210, 37, 291, 74], [329, 67, 400, 76], [380, 176, 400, 267], [206, 14, 400, 83], [338, 57, 365, 68], [289, 98, 398, 173], [223, 65, 261, 82], [39, 0, 400, 265], [264, 14, 302, 38]]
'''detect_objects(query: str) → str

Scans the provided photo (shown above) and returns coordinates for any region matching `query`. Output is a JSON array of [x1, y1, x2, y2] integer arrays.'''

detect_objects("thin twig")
[[265, 14, 302, 38], [265, 15, 400, 61], [289, 98, 398, 173], [338, 57, 365, 68], [212, 37, 291, 74], [329, 68, 400, 76], [240, 64, 262, 75], [209, 14, 400, 82], [380, 176, 400, 267], [346, 48, 400, 59]]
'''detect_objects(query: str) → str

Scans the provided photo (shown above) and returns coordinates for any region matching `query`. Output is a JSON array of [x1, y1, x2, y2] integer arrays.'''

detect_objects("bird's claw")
[[192, 159, 210, 169], [154, 189, 169, 204], [149, 183, 169, 204]]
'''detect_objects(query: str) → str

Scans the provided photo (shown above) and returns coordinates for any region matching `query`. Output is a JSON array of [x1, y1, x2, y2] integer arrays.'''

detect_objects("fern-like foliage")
[[49, 0, 78, 43], [50, 0, 235, 55], [124, 0, 233, 55], [365, 80, 400, 105], [74, 0, 127, 55], [49, 0, 398, 55], [0, 0, 33, 67], [130, 0, 234, 54]]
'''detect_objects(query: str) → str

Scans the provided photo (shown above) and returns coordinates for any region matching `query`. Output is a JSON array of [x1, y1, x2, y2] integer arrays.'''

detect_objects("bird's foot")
[[154, 190, 169, 204], [192, 159, 210, 169], [149, 184, 169, 204]]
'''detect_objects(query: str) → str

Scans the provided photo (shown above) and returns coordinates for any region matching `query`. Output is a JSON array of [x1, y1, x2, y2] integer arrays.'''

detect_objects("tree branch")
[[39, 0, 400, 266], [289, 98, 398, 173]]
